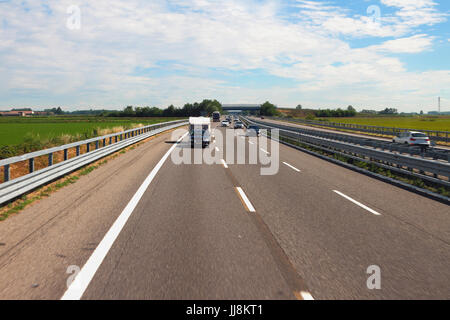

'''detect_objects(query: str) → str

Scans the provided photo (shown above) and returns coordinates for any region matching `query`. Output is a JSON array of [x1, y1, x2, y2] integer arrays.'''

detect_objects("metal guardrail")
[[0, 120, 188, 205], [243, 117, 450, 187], [271, 117, 450, 143], [250, 118, 450, 162]]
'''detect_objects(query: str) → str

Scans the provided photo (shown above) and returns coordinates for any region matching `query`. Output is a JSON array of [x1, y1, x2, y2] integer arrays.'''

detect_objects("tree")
[[123, 106, 135, 117], [379, 108, 398, 115], [260, 101, 279, 116], [163, 105, 176, 117], [296, 104, 302, 110]]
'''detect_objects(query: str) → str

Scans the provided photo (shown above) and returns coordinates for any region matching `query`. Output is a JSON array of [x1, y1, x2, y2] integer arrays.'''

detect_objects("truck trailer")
[[212, 111, 221, 122], [189, 117, 211, 148]]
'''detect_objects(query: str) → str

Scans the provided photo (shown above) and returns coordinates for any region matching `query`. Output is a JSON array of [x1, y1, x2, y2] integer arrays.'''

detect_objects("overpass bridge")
[[222, 104, 261, 112]]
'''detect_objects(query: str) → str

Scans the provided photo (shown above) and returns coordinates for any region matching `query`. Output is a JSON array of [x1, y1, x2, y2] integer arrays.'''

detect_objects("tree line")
[[105, 100, 281, 117], [105, 99, 223, 118]]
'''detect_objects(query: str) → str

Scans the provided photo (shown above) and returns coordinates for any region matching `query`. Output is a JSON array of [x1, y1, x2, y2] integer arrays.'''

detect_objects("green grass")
[[0, 116, 184, 159], [0, 116, 182, 146], [316, 116, 450, 132]]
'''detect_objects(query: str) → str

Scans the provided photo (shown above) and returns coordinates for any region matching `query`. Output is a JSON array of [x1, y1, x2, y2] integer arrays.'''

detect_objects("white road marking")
[[248, 141, 254, 145], [221, 159, 229, 168], [260, 148, 269, 154], [333, 190, 381, 216], [236, 187, 256, 212], [300, 291, 315, 300], [283, 162, 301, 172], [215, 147, 219, 152], [61, 132, 188, 300]]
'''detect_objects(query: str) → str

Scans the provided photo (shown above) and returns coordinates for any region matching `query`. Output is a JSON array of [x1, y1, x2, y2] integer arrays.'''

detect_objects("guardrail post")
[[4, 164, 10, 182], [29, 158, 35, 173], [48, 153, 53, 166], [64, 149, 68, 161], [76, 146, 80, 156], [86, 143, 90, 153], [96, 140, 99, 150], [103, 138, 106, 147], [110, 137, 113, 145]]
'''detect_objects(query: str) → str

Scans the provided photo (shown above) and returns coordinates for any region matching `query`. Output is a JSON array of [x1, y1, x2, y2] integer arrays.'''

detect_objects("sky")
[[0, 0, 449, 112]]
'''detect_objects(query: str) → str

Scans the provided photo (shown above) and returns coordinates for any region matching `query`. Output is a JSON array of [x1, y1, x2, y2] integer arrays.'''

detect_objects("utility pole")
[[438, 97, 441, 114]]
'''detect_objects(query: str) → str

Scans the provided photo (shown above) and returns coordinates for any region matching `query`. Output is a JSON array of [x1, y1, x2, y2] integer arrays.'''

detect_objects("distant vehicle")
[[221, 120, 230, 127], [234, 121, 244, 129], [260, 116, 265, 119], [246, 125, 260, 136], [393, 131, 430, 147], [212, 111, 221, 122], [189, 117, 211, 148]]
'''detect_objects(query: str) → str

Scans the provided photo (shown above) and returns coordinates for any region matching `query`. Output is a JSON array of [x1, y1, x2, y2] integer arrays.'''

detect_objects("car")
[[393, 131, 431, 147], [221, 120, 230, 127], [234, 121, 244, 129], [246, 125, 260, 136]]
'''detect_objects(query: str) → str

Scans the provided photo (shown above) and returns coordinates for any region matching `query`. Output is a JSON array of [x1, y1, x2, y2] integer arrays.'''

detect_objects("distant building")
[[0, 109, 34, 116]]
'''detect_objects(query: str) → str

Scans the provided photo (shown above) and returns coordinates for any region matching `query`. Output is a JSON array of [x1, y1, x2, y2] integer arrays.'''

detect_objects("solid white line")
[[236, 187, 256, 212], [260, 148, 269, 154], [283, 162, 301, 172], [221, 159, 228, 168], [61, 132, 188, 300], [333, 190, 381, 216], [300, 291, 315, 300]]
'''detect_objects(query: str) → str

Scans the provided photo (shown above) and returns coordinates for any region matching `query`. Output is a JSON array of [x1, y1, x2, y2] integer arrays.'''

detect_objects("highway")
[[0, 121, 449, 300]]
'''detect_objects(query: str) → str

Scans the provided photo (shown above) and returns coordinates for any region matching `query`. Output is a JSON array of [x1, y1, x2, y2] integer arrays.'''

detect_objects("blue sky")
[[0, 0, 449, 112]]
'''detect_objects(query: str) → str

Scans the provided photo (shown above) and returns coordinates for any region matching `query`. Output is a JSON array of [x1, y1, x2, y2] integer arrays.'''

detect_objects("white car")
[[393, 131, 431, 147], [234, 121, 244, 129], [221, 120, 230, 127]]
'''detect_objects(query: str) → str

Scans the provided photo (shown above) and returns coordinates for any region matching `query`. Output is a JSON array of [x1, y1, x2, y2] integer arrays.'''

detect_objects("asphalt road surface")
[[0, 121, 448, 300]]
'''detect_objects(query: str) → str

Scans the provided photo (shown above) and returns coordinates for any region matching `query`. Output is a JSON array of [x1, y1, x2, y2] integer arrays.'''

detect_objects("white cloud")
[[0, 0, 448, 112], [370, 34, 434, 53]]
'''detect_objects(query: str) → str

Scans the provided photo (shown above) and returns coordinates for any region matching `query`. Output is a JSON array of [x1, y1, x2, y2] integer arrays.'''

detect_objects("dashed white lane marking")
[[333, 190, 381, 216], [215, 147, 220, 152], [282, 162, 301, 172], [300, 291, 315, 300], [221, 159, 229, 168], [61, 132, 188, 300], [236, 187, 256, 212], [260, 148, 269, 154]]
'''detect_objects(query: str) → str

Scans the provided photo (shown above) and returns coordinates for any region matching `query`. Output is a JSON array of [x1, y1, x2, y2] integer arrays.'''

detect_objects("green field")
[[317, 116, 450, 132], [0, 116, 183, 147]]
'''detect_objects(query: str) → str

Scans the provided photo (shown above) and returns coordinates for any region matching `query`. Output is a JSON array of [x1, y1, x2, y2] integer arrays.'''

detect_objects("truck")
[[189, 117, 211, 148], [212, 111, 221, 122]]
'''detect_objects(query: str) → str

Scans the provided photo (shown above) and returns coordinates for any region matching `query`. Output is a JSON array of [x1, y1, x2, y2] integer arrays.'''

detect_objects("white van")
[[189, 117, 211, 148]]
